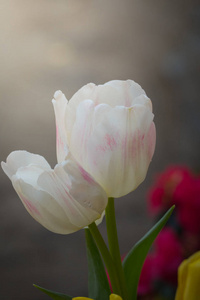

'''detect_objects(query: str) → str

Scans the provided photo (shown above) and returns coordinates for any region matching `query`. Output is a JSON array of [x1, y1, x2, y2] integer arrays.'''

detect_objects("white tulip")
[[53, 80, 156, 198], [1, 151, 107, 234]]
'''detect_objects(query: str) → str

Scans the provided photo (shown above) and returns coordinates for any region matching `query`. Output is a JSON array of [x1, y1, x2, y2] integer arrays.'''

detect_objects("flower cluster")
[[2, 80, 157, 300], [138, 166, 200, 299], [1, 80, 155, 234]]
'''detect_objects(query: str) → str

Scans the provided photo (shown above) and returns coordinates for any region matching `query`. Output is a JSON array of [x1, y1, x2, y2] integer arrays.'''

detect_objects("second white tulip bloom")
[[54, 80, 156, 198]]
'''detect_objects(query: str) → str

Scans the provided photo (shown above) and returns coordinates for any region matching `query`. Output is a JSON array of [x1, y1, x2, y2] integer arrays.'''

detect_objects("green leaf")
[[85, 228, 111, 300], [122, 205, 175, 300], [33, 284, 72, 300]]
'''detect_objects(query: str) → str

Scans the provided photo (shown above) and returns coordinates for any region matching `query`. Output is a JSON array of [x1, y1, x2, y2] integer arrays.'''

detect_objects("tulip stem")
[[88, 222, 122, 296], [105, 197, 129, 300]]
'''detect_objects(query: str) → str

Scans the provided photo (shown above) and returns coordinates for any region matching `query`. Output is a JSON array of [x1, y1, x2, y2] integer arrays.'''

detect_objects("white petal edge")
[[52, 90, 69, 163], [1, 150, 51, 180], [69, 79, 147, 108]]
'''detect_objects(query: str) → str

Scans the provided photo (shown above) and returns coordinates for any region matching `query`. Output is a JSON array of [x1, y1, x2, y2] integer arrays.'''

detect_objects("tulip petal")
[[69, 80, 147, 108], [37, 155, 107, 229], [65, 80, 150, 145], [175, 251, 200, 300], [72, 297, 94, 300], [13, 175, 78, 234], [52, 90, 69, 163], [69, 100, 155, 197], [2, 151, 107, 234], [1, 150, 51, 180], [185, 260, 200, 300], [110, 294, 122, 300]]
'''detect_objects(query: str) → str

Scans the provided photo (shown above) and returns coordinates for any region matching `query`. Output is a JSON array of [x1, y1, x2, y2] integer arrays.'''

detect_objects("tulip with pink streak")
[[54, 80, 156, 197], [2, 80, 156, 234]]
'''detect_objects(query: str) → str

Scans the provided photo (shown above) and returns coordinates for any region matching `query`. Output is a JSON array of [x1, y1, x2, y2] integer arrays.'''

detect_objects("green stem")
[[105, 197, 129, 300], [88, 222, 122, 296]]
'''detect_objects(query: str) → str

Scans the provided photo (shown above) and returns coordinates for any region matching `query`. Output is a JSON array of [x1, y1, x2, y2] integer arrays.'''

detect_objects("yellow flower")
[[72, 298, 93, 300], [109, 294, 123, 300], [175, 251, 200, 300], [72, 294, 122, 300]]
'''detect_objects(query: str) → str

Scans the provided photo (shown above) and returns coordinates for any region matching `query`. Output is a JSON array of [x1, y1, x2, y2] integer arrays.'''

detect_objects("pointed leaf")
[[123, 205, 175, 300], [33, 284, 72, 300], [85, 228, 111, 300]]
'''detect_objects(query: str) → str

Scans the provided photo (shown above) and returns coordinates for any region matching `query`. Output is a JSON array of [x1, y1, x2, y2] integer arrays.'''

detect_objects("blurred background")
[[0, 0, 200, 299]]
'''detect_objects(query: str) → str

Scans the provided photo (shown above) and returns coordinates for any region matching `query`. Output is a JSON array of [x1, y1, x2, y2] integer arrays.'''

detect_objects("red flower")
[[153, 228, 183, 284], [138, 228, 183, 296], [174, 177, 200, 234], [148, 166, 200, 235], [148, 166, 191, 215], [138, 255, 156, 296]]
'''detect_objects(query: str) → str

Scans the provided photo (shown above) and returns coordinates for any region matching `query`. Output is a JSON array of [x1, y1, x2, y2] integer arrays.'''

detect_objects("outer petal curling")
[[2, 151, 107, 234], [52, 90, 69, 163], [68, 100, 155, 197], [1, 150, 51, 180]]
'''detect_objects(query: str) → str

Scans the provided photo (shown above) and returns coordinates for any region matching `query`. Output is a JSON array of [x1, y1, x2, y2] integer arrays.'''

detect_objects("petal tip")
[[1, 161, 6, 171], [54, 90, 63, 100]]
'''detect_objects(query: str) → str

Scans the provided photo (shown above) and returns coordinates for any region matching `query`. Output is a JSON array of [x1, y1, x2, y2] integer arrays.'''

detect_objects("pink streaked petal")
[[147, 122, 156, 160], [52, 90, 69, 163], [37, 155, 107, 228], [69, 102, 155, 197], [78, 165, 96, 185], [2, 150, 107, 234], [19, 192, 41, 216], [13, 178, 79, 234]]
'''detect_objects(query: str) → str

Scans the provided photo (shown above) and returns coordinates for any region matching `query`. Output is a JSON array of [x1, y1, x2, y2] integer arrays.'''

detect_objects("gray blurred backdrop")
[[0, 1, 200, 299]]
